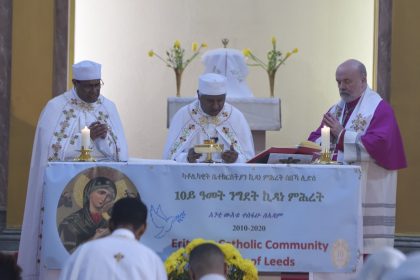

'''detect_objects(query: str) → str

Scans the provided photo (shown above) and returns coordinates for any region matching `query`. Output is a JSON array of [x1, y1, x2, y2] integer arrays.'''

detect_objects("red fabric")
[[280, 273, 309, 280], [90, 212, 102, 224], [335, 97, 360, 153]]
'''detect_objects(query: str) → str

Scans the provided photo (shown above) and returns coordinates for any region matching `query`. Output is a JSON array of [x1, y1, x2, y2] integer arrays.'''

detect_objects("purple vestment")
[[309, 100, 406, 170]]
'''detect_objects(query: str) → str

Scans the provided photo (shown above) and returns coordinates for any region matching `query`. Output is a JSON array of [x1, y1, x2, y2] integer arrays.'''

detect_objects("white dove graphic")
[[150, 205, 186, 239]]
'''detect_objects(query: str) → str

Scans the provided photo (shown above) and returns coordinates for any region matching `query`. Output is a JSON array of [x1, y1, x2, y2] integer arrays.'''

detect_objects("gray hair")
[[342, 59, 367, 79]]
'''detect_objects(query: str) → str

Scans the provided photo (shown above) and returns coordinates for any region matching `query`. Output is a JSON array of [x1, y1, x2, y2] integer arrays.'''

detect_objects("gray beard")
[[340, 92, 352, 103]]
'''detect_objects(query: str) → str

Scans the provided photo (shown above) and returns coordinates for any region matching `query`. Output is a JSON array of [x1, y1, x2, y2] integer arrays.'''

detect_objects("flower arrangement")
[[165, 238, 258, 280], [148, 40, 207, 97], [243, 36, 298, 97]]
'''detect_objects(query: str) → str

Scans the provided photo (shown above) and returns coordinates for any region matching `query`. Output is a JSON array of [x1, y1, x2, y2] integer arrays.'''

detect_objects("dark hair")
[[189, 243, 225, 276], [110, 197, 147, 229], [0, 252, 22, 280]]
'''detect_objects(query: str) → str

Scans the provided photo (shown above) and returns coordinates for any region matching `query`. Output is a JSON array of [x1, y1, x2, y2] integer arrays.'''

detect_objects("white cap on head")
[[198, 73, 227, 96], [202, 48, 253, 97], [72, 60, 101, 80]]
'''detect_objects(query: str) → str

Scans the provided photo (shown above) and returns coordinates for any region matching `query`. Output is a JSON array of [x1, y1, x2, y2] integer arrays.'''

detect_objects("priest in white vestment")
[[18, 60, 128, 280], [60, 197, 167, 280], [308, 59, 407, 280], [163, 73, 255, 163]]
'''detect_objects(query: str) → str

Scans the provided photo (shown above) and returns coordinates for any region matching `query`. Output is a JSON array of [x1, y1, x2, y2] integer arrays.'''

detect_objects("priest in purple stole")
[[308, 59, 407, 280]]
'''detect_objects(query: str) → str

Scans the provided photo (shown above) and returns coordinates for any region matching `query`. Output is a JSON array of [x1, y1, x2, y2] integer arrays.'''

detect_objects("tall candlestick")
[[81, 126, 90, 149], [321, 125, 330, 152]]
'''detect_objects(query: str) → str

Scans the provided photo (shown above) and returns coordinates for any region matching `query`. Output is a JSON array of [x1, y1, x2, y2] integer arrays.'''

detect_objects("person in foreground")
[[356, 247, 406, 280], [0, 252, 22, 280], [308, 59, 407, 280], [163, 73, 255, 163], [382, 251, 420, 280], [59, 197, 167, 280], [189, 243, 226, 280], [18, 60, 128, 280]]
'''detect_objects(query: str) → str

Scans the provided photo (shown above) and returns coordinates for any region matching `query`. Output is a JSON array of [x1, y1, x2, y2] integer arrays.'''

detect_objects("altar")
[[41, 160, 362, 274]]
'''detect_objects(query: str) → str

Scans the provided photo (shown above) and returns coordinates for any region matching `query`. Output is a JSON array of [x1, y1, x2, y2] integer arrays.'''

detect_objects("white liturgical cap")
[[198, 73, 227, 96], [72, 60, 101, 80], [202, 48, 253, 97]]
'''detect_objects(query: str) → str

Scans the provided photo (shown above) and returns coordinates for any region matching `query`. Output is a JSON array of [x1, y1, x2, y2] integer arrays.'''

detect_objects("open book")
[[247, 146, 320, 164]]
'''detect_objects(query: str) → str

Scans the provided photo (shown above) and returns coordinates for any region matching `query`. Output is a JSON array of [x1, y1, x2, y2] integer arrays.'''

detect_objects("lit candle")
[[81, 126, 90, 149], [321, 125, 330, 152]]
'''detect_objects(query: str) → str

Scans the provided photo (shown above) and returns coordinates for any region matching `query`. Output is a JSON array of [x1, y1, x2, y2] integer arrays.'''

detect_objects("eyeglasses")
[[76, 79, 104, 89]]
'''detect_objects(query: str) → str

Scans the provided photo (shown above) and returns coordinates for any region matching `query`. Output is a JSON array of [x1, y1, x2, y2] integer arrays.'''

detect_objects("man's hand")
[[187, 147, 201, 163], [322, 113, 343, 138], [222, 145, 238, 163], [89, 121, 108, 140]]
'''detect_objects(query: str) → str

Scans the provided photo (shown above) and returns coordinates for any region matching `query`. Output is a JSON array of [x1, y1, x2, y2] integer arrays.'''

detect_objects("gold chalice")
[[194, 139, 224, 163]]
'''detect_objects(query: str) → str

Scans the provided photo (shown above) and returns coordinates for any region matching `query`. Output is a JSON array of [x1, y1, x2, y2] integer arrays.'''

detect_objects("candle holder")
[[313, 149, 335, 164], [74, 146, 95, 162]]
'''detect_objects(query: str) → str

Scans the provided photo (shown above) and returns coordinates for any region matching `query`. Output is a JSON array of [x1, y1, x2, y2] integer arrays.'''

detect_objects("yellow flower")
[[150, 41, 207, 72], [244, 36, 298, 74], [164, 261, 173, 273], [177, 260, 187, 274], [192, 42, 198, 52], [219, 243, 240, 260], [242, 48, 252, 57], [165, 238, 258, 279], [201, 43, 208, 48]]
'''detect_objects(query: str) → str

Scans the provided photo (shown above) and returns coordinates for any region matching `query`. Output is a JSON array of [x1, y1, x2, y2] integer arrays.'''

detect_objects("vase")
[[268, 71, 276, 98], [174, 68, 183, 97]]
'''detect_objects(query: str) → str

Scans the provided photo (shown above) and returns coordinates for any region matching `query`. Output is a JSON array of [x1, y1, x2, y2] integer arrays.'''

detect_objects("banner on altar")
[[42, 162, 362, 273]]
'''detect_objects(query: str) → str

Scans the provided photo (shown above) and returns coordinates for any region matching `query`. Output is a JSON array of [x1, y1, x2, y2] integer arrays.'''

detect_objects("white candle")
[[81, 126, 90, 149], [321, 125, 330, 152]]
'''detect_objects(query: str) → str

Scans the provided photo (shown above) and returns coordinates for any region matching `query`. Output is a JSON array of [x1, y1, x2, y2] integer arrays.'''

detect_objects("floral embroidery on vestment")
[[221, 126, 244, 155], [189, 101, 230, 128], [49, 109, 76, 161], [334, 106, 343, 119], [350, 113, 368, 132], [69, 98, 102, 112], [69, 134, 79, 145], [48, 94, 119, 161], [169, 124, 196, 158]]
